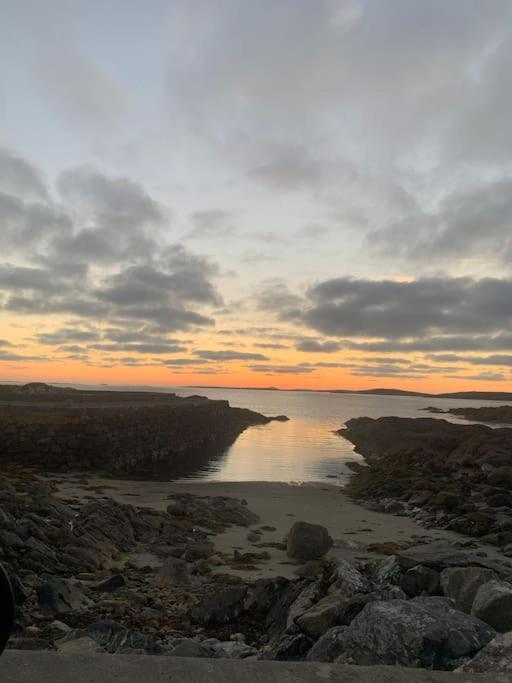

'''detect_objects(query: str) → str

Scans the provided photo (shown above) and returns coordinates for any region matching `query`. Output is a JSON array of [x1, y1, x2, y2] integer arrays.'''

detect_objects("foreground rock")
[[471, 580, 512, 632], [340, 597, 495, 669], [457, 632, 512, 673]]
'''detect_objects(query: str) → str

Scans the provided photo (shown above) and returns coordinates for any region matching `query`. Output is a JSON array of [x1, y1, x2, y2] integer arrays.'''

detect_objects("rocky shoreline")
[[1, 468, 512, 672], [0, 384, 275, 478], [341, 417, 512, 552], [424, 405, 512, 425]]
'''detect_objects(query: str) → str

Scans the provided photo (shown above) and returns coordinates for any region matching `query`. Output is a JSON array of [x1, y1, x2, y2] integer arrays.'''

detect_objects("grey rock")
[[6, 638, 55, 650], [286, 522, 333, 561], [397, 542, 511, 577], [400, 565, 440, 597], [92, 574, 126, 593], [272, 633, 313, 661], [440, 567, 496, 613], [159, 558, 190, 585], [168, 639, 209, 658], [306, 626, 347, 663], [457, 632, 512, 673], [471, 580, 512, 632], [216, 641, 258, 659], [296, 593, 345, 639], [286, 580, 323, 630], [329, 558, 371, 597], [341, 596, 495, 669], [36, 578, 91, 615], [189, 584, 248, 626]]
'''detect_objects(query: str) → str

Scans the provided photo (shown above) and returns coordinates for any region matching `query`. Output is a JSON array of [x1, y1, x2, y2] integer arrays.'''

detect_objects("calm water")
[[171, 388, 512, 484]]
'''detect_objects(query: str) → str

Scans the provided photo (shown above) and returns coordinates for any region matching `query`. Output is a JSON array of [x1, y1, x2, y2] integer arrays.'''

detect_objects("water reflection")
[[174, 388, 511, 484]]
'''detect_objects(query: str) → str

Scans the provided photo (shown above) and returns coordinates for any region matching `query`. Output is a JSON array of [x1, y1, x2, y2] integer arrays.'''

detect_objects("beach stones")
[[286, 521, 333, 561], [471, 579, 512, 632]]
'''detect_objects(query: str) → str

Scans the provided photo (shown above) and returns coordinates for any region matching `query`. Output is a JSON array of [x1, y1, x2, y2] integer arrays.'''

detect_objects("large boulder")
[[340, 596, 495, 669], [457, 632, 512, 674], [306, 626, 347, 662], [286, 522, 332, 561], [471, 580, 512, 632], [440, 567, 496, 613]]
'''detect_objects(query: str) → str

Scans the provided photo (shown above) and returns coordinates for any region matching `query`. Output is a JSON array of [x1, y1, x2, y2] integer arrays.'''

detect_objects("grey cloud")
[[0, 148, 47, 199], [194, 350, 269, 361], [34, 328, 100, 345], [303, 276, 512, 339], [296, 339, 343, 353], [90, 342, 187, 355], [248, 364, 315, 374], [427, 353, 512, 367], [372, 178, 512, 265]]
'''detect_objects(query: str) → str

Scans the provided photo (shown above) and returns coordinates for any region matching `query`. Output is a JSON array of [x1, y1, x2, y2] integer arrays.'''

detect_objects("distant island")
[[188, 385, 512, 402]]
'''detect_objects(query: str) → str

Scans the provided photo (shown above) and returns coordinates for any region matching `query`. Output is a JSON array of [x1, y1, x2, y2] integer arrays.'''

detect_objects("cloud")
[[248, 364, 315, 374], [296, 338, 343, 353], [302, 276, 512, 339], [0, 148, 47, 199], [194, 350, 269, 361], [427, 353, 512, 367], [372, 177, 512, 266]]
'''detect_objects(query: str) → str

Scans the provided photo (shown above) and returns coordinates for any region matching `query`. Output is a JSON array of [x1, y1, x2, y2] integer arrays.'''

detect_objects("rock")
[[57, 636, 100, 655], [216, 641, 258, 659], [294, 560, 324, 579], [167, 494, 259, 529], [433, 491, 461, 510], [471, 580, 512, 632], [372, 555, 403, 586], [36, 578, 91, 615], [286, 580, 324, 630], [159, 558, 190, 585], [286, 521, 332, 561], [340, 596, 495, 669], [247, 531, 260, 543], [397, 542, 510, 576], [167, 638, 209, 658], [457, 632, 512, 673], [92, 574, 126, 593], [272, 633, 313, 661], [440, 567, 496, 613], [329, 558, 371, 597], [400, 565, 440, 597], [306, 626, 347, 663], [189, 584, 248, 626], [446, 512, 494, 537], [183, 541, 214, 562], [296, 593, 344, 639]]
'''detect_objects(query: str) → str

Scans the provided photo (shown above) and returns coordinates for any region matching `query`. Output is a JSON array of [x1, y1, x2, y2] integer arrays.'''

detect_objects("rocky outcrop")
[[340, 416, 512, 551], [471, 580, 512, 632], [0, 386, 273, 477]]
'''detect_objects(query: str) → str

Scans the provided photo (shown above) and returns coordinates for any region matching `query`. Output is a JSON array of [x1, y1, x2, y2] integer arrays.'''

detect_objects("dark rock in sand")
[[286, 521, 333, 561], [400, 565, 440, 598], [306, 626, 347, 662], [92, 574, 126, 593]]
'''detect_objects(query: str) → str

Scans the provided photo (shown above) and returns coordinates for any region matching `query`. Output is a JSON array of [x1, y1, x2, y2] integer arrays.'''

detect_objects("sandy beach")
[[46, 475, 489, 579]]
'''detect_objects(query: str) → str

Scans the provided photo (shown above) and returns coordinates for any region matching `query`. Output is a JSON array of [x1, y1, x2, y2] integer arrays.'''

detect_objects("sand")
[[46, 475, 487, 579]]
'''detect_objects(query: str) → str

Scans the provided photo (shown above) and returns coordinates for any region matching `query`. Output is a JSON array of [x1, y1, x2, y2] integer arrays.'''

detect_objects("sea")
[[168, 387, 512, 484]]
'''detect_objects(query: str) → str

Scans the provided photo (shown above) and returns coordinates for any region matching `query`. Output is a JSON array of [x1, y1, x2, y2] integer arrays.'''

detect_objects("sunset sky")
[[2, 0, 512, 392]]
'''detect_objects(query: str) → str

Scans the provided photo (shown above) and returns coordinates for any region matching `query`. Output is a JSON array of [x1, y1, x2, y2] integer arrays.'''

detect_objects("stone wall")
[[0, 398, 269, 477]]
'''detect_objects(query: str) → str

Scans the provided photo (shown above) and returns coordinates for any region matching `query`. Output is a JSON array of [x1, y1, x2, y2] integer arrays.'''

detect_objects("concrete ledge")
[[0, 652, 505, 682]]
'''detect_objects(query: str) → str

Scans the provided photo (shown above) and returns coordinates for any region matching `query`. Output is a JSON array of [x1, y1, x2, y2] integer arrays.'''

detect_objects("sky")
[[1, 0, 512, 392]]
